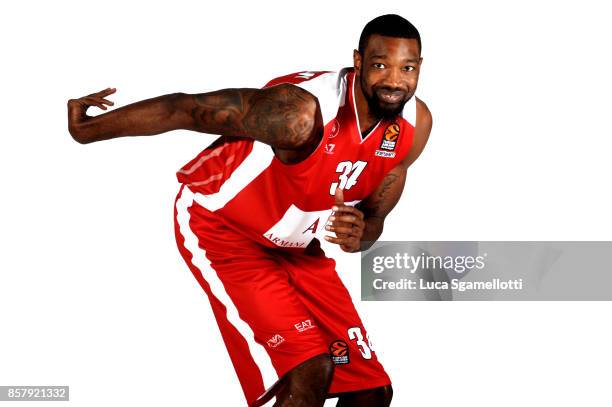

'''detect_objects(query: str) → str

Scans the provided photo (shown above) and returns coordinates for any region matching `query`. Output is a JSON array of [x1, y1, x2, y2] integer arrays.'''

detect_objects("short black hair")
[[358, 14, 421, 55]]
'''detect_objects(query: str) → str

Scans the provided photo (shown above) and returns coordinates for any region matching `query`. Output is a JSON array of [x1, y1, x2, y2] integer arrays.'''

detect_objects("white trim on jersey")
[[187, 155, 237, 187], [177, 144, 228, 175], [192, 141, 275, 211], [401, 95, 417, 127], [294, 70, 347, 125], [351, 75, 382, 144], [175, 186, 278, 391], [187, 172, 225, 187]]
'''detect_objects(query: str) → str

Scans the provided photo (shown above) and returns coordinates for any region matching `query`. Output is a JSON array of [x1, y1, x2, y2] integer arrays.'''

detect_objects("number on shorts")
[[348, 326, 372, 359]]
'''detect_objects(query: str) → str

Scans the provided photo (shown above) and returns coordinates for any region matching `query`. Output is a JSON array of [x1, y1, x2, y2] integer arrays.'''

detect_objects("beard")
[[359, 74, 411, 119]]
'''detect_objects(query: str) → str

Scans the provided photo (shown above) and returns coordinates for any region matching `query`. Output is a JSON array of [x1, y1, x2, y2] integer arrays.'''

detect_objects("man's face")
[[354, 35, 422, 119]]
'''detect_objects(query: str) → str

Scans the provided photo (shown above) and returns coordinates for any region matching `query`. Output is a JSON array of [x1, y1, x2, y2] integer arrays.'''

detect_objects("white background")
[[1, 0, 611, 406]]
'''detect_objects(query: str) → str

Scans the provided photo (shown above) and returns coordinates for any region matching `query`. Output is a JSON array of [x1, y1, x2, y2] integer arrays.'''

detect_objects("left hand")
[[68, 88, 116, 139], [324, 188, 365, 253]]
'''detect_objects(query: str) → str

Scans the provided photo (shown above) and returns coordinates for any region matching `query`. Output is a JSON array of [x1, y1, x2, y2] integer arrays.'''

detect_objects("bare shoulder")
[[415, 97, 433, 132], [260, 82, 318, 107], [246, 83, 323, 158], [248, 83, 320, 140]]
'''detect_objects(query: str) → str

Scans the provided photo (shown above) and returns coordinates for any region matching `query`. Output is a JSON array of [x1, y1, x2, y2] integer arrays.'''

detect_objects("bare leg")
[[335, 385, 393, 407], [269, 353, 334, 407]]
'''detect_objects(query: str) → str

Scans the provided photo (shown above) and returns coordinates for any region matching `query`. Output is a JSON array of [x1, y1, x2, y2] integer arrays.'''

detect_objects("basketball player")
[[67, 14, 432, 407]]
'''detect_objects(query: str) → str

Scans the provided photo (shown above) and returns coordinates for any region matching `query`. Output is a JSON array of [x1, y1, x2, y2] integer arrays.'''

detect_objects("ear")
[[353, 49, 362, 72]]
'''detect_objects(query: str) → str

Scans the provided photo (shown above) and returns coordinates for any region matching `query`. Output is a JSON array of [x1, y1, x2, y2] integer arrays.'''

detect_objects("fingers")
[[324, 234, 356, 245], [325, 201, 365, 235], [323, 234, 359, 253], [325, 224, 363, 238], [334, 187, 344, 206], [326, 217, 364, 234], [331, 204, 364, 220], [324, 220, 360, 251], [82, 97, 106, 110], [329, 213, 365, 227], [325, 209, 364, 244], [327, 224, 357, 236], [81, 88, 116, 110], [328, 211, 365, 233], [89, 87, 116, 98], [324, 192, 364, 252]]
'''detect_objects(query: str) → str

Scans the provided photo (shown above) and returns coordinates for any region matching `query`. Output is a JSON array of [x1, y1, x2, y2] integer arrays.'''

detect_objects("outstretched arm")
[[67, 84, 322, 150], [325, 98, 433, 252]]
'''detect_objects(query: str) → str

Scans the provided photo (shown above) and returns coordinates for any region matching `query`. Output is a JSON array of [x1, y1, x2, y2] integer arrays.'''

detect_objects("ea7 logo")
[[266, 334, 285, 348], [294, 319, 315, 333]]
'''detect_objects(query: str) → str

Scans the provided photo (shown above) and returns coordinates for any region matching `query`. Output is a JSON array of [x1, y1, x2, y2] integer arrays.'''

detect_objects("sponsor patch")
[[329, 340, 350, 365], [294, 319, 315, 333], [379, 122, 400, 151], [375, 150, 396, 158], [266, 334, 285, 348]]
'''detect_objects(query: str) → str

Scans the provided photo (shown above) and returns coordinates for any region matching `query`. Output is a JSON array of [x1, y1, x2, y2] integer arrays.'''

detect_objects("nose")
[[383, 68, 402, 89]]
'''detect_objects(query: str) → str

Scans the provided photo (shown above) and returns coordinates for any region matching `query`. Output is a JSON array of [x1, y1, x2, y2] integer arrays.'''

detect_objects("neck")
[[353, 73, 379, 134]]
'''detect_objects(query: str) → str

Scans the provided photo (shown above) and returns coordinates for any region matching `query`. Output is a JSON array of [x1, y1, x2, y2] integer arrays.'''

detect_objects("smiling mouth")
[[377, 89, 406, 104]]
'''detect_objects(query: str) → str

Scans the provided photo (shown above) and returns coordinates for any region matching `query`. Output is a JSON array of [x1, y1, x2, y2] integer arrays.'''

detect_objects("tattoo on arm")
[[359, 170, 405, 220], [355, 168, 406, 249], [189, 90, 247, 136], [187, 84, 320, 150]]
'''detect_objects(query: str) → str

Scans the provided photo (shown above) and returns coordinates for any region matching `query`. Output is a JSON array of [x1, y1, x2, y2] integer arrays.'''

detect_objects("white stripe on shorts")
[[192, 141, 274, 211], [175, 186, 278, 391]]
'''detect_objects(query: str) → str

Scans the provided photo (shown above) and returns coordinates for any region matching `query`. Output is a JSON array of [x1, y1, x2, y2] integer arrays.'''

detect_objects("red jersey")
[[176, 68, 416, 249]]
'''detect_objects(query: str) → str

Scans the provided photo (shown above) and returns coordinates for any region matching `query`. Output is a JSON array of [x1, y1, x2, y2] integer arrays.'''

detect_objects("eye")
[[373, 63, 385, 69], [402, 66, 416, 72]]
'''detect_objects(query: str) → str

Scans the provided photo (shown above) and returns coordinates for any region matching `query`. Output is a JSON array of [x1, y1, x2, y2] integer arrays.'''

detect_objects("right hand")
[[68, 88, 116, 127], [324, 188, 366, 253]]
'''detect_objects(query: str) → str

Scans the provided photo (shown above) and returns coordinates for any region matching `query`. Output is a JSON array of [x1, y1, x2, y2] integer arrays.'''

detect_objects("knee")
[[316, 354, 335, 382], [289, 353, 334, 386], [359, 384, 393, 406], [277, 354, 334, 406], [380, 384, 393, 405], [336, 384, 393, 407]]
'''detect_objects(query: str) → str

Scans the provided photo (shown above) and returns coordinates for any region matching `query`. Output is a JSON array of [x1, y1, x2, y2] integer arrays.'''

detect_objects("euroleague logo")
[[385, 122, 400, 139], [329, 340, 350, 365], [376, 122, 400, 158]]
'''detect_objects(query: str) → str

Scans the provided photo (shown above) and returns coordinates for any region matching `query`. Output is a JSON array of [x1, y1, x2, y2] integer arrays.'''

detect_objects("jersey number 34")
[[329, 160, 367, 195]]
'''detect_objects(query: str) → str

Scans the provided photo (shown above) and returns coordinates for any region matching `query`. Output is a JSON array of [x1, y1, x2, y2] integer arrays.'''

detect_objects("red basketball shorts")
[[173, 185, 390, 406]]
